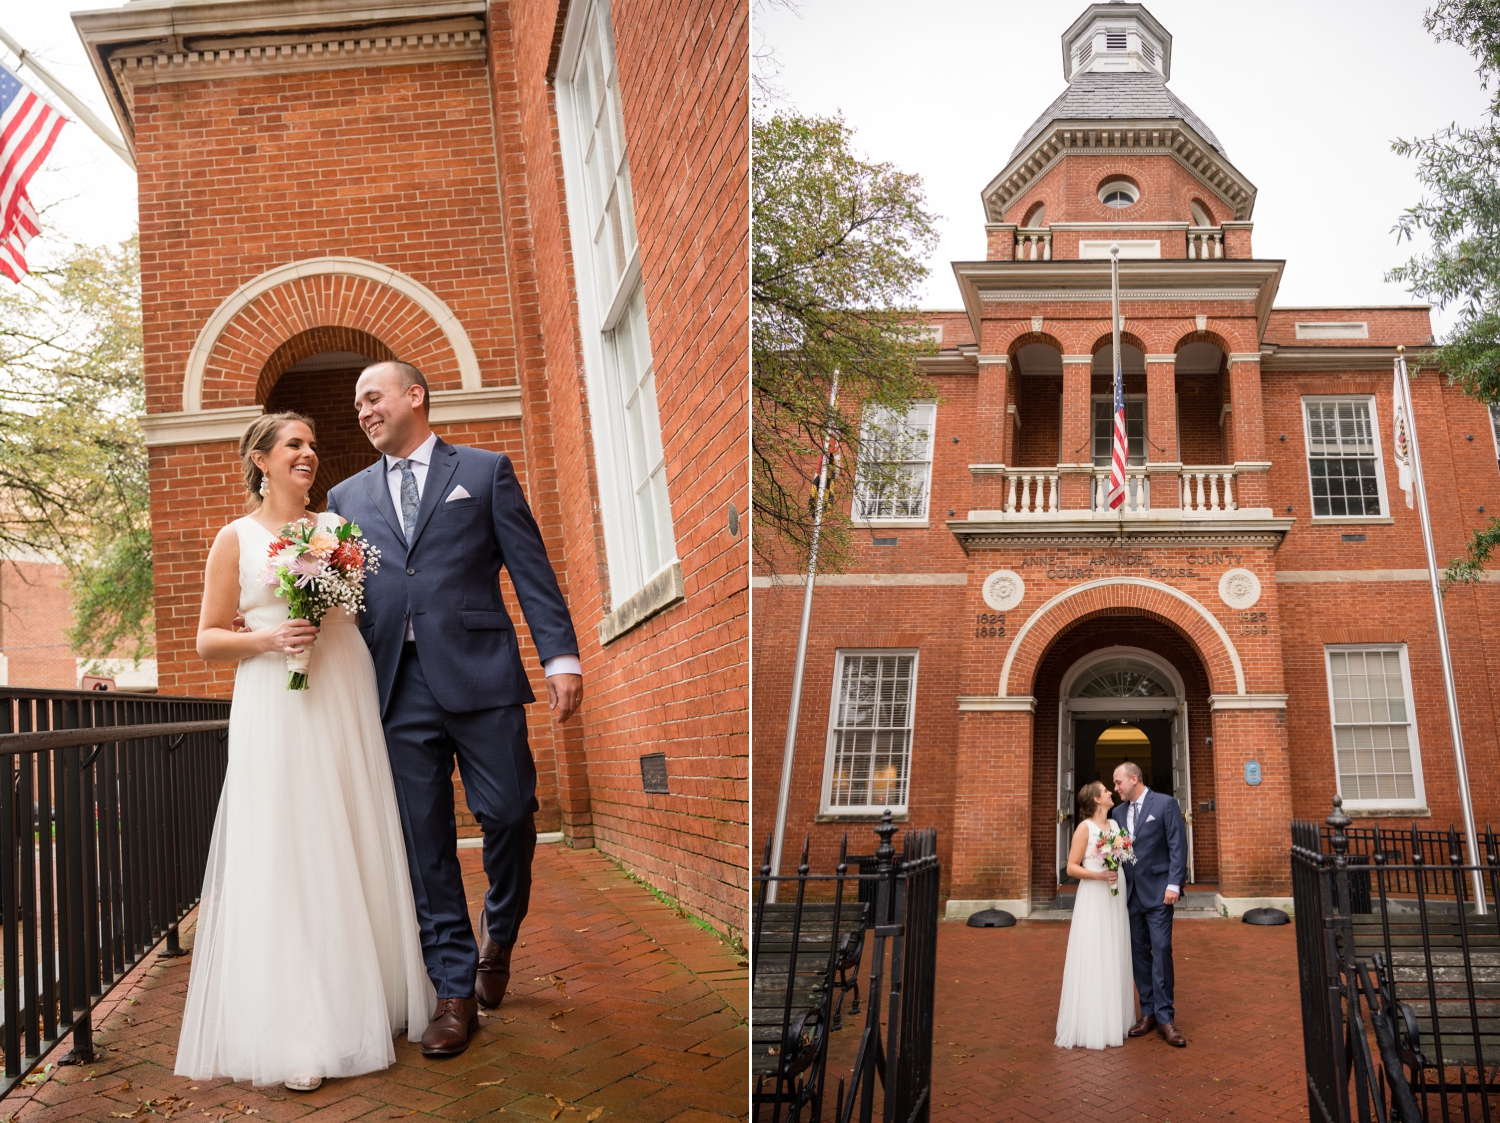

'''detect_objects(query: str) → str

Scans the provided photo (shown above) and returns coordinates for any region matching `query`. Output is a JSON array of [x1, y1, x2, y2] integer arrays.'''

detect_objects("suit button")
[[406, 567, 415, 575]]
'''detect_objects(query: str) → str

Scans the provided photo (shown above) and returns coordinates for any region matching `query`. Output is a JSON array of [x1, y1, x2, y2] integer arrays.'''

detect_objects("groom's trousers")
[[384, 642, 538, 1000], [1127, 901, 1175, 1025]]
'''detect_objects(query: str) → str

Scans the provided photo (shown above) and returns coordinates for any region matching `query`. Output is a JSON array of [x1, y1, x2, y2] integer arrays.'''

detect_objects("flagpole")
[[1397, 347, 1485, 911], [0, 26, 135, 170], [767, 370, 839, 904], [1111, 244, 1122, 519]]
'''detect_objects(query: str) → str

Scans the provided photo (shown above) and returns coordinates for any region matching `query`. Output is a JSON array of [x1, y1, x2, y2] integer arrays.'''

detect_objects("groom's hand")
[[1163, 889, 1180, 905], [546, 673, 583, 723]]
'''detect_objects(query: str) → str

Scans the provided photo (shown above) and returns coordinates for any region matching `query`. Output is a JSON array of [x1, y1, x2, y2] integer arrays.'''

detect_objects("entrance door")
[[1057, 718, 1075, 883], [1171, 706, 1194, 885]]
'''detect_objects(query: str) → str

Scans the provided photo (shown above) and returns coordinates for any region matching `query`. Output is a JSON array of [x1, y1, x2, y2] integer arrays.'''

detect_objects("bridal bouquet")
[[1095, 825, 1137, 896], [260, 519, 381, 690]]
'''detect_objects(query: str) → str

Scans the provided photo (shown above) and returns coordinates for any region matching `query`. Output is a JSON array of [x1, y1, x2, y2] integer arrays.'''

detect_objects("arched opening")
[[1028, 618, 1218, 905], [1189, 198, 1213, 227], [1012, 337, 1063, 467], [1022, 201, 1047, 228], [1175, 338, 1229, 465], [259, 328, 398, 511]]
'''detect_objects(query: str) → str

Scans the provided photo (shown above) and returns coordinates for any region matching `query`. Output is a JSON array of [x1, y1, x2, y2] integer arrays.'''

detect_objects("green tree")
[[1389, 1, 1500, 585], [752, 112, 939, 573], [0, 235, 151, 663]]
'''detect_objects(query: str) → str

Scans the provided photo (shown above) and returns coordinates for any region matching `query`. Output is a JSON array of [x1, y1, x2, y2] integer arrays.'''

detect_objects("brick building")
[[753, 1, 1500, 917], [72, 0, 748, 937]]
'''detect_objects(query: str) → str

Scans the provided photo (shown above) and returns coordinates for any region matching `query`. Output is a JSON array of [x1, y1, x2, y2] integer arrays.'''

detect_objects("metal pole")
[[0, 27, 135, 170], [767, 370, 840, 903], [1397, 348, 1486, 911], [1111, 244, 1122, 515]]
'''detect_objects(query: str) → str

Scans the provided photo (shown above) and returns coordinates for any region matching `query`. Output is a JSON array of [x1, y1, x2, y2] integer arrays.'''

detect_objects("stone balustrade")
[[1186, 227, 1223, 259], [1016, 229, 1052, 261], [1003, 470, 1059, 515], [1092, 468, 1151, 514], [1179, 466, 1237, 514]]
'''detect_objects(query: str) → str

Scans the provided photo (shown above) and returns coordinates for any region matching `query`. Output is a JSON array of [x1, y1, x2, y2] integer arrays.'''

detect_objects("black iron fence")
[[752, 813, 939, 1123], [0, 687, 230, 1093], [1293, 796, 1500, 1123]]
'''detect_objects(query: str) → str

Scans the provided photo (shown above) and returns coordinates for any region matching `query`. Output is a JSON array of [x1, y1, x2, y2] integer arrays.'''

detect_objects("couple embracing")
[[1055, 763, 1190, 1051], [173, 361, 582, 1090]]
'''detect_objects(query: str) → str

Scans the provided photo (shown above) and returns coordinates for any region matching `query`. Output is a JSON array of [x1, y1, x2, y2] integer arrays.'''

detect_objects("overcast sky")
[[757, 0, 1493, 330]]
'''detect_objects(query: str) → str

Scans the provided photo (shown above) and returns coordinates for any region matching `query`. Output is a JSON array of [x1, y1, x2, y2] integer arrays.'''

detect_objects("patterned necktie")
[[394, 458, 419, 543], [1128, 798, 1140, 836]]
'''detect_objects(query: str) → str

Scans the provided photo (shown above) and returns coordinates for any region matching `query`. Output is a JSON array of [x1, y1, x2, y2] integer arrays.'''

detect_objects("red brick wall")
[[0, 559, 78, 689]]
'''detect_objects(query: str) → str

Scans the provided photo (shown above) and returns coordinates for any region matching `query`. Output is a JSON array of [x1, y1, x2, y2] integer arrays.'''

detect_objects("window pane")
[[1306, 400, 1383, 516], [1328, 646, 1418, 805], [855, 405, 936, 520], [827, 654, 916, 811]]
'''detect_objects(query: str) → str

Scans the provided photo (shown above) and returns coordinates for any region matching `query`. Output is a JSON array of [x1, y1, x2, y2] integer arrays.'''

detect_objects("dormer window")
[[1106, 30, 1127, 50], [1190, 200, 1212, 227], [1097, 178, 1139, 208]]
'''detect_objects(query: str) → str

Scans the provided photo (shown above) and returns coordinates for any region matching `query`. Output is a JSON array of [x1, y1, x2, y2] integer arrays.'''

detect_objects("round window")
[[1098, 179, 1139, 208]]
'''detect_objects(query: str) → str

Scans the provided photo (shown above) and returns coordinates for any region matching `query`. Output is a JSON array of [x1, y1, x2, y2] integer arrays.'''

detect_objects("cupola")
[[1061, 2, 1171, 82]]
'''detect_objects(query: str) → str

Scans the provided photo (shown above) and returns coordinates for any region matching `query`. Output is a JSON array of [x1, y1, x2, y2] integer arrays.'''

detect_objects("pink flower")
[[287, 553, 327, 588]]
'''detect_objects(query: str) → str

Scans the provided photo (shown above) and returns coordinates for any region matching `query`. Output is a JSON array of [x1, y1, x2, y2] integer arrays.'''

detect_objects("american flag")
[[1106, 350, 1127, 509], [0, 61, 66, 283]]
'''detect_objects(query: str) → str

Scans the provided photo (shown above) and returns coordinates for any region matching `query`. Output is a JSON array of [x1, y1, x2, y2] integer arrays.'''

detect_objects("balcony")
[[1186, 227, 1223, 259], [1015, 228, 1052, 261]]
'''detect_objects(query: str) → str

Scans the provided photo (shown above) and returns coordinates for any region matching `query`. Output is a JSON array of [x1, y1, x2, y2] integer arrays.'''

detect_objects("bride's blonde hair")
[[1077, 780, 1108, 819], [240, 411, 316, 509]]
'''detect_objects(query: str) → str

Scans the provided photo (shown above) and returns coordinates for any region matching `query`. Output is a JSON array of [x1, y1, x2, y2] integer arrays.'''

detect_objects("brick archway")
[[183, 257, 483, 412], [998, 577, 1245, 698], [255, 326, 396, 404]]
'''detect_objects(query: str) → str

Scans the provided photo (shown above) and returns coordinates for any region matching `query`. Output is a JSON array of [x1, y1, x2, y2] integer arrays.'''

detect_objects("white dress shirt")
[[1127, 788, 1179, 896], [385, 432, 582, 678]]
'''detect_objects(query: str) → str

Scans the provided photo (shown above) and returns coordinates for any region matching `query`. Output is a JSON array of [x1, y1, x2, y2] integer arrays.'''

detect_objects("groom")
[[1110, 762, 1188, 1048], [328, 360, 582, 1057]]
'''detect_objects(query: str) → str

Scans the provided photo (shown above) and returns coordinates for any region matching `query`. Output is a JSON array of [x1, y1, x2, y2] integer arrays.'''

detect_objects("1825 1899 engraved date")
[[975, 612, 1006, 639]]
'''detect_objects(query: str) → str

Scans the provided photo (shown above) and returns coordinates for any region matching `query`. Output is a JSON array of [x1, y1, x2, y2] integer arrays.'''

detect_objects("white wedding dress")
[[176, 513, 435, 1086], [1054, 819, 1135, 1050]]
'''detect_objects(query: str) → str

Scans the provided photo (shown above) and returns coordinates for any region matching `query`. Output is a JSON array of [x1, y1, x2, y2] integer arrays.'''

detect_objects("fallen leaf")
[[550, 1022, 566, 1032], [117, 1080, 133, 1092], [549, 1008, 574, 1018], [551, 1112, 563, 1121], [586, 1110, 603, 1121], [475, 1079, 506, 1087], [573, 927, 591, 933]]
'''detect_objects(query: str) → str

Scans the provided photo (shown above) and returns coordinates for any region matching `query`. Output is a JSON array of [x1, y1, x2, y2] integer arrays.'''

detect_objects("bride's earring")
[[259, 474, 270, 498]]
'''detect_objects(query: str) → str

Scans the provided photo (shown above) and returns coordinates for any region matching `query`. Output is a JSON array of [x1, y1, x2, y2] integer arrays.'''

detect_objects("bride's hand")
[[263, 618, 319, 656], [1104, 869, 1118, 887]]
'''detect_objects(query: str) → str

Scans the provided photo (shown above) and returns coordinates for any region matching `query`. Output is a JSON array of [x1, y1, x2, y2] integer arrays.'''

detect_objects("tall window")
[[823, 652, 917, 814], [1325, 646, 1424, 809], [558, 0, 676, 606], [1303, 398, 1386, 518], [1091, 396, 1146, 465], [854, 404, 936, 521], [1489, 402, 1500, 474]]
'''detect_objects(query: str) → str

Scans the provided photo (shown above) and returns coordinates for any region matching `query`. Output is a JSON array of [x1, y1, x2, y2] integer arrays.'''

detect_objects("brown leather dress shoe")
[[1158, 1022, 1187, 1047], [421, 997, 480, 1056], [1128, 1014, 1158, 1037], [475, 928, 515, 1009]]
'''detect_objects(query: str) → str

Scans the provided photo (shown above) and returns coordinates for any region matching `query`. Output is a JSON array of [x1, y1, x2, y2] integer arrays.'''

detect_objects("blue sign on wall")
[[1245, 761, 1262, 786]]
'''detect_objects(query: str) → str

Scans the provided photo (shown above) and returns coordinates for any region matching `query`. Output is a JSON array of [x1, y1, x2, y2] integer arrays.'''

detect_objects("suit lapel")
[[407, 439, 459, 552], [363, 460, 406, 544]]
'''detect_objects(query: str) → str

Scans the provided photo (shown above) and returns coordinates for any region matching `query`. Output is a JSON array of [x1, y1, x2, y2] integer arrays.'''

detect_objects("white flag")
[[1393, 358, 1414, 509]]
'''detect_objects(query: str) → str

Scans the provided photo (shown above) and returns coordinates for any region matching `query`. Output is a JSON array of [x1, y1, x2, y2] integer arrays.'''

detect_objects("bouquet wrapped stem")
[[261, 519, 381, 690], [1095, 824, 1137, 896]]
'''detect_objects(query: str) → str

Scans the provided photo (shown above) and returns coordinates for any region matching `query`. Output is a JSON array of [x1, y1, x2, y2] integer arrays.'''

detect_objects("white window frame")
[[819, 650, 920, 816], [1091, 393, 1147, 466], [1323, 644, 1426, 813], [554, 0, 677, 610], [1489, 402, 1500, 474], [853, 403, 937, 526], [1301, 395, 1391, 522]]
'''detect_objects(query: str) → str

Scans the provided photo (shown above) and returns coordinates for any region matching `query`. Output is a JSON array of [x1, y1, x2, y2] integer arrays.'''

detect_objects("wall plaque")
[[1218, 567, 1262, 609], [982, 569, 1025, 612], [640, 753, 670, 794]]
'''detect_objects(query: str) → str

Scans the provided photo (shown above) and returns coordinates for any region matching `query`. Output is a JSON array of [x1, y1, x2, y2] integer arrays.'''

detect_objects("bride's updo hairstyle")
[[1077, 780, 1108, 818], [240, 411, 316, 508]]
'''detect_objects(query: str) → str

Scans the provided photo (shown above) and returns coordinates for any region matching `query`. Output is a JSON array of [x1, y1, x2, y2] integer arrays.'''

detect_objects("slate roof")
[[1008, 70, 1225, 162]]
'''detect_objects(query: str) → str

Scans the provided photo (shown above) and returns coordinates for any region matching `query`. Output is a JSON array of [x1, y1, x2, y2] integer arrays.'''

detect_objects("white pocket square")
[[1146, 814, 1157, 822], [445, 485, 472, 502]]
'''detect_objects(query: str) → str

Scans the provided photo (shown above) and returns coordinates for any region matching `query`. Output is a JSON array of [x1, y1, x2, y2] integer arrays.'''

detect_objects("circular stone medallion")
[[1218, 568, 1262, 609], [982, 569, 1025, 612]]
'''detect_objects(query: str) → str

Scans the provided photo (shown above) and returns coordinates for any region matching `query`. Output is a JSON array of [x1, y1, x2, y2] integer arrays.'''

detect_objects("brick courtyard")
[[828, 916, 1305, 1123], [1, 846, 748, 1122]]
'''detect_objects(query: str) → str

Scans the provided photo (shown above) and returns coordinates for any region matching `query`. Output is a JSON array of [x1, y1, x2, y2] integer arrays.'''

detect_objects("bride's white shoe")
[[284, 1076, 324, 1092]]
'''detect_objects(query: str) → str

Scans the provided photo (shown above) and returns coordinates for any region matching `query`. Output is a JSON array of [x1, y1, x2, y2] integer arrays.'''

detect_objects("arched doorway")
[[1027, 615, 1218, 904], [259, 329, 397, 510]]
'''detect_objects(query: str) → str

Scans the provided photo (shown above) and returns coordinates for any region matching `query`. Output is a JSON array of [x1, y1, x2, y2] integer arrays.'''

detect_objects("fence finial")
[[874, 809, 898, 870], [1327, 794, 1350, 855]]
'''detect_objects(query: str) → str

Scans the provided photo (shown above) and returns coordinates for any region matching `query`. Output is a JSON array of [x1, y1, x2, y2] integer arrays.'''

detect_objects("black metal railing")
[[0, 687, 230, 1093], [752, 814, 940, 1123], [1294, 796, 1500, 1123]]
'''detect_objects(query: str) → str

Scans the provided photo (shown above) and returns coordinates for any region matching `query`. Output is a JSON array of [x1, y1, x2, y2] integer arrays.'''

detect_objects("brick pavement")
[[2, 846, 749, 1123], [827, 917, 1305, 1123]]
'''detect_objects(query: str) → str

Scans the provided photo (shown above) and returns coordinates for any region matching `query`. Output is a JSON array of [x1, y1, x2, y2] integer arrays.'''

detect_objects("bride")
[[1055, 780, 1135, 1050], [175, 412, 435, 1091]]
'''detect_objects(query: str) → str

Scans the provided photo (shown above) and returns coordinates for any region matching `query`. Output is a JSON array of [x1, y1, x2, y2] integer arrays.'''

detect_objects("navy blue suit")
[[328, 438, 578, 998], [1110, 788, 1188, 1025]]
